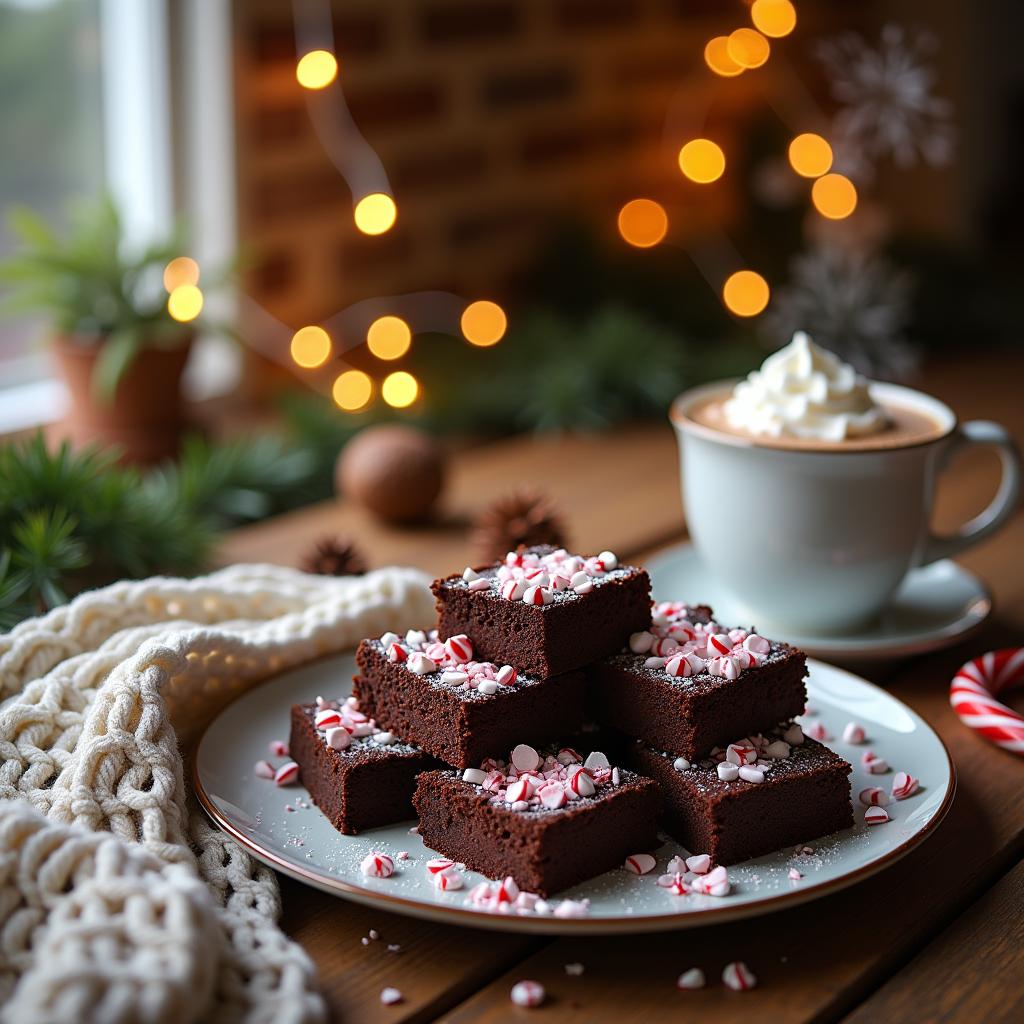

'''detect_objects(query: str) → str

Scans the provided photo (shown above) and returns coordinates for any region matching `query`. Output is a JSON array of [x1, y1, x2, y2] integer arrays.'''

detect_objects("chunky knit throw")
[[0, 564, 435, 1024]]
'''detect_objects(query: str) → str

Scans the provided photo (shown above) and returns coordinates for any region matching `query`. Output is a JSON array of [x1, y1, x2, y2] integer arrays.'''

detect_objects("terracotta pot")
[[52, 333, 193, 464]]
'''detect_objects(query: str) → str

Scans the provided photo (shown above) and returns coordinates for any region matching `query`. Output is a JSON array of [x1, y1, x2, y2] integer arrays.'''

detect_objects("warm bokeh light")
[[163, 256, 199, 292], [332, 369, 373, 411], [788, 133, 833, 178], [678, 139, 726, 184], [722, 270, 770, 317], [167, 284, 203, 322], [811, 173, 858, 219], [296, 50, 338, 90], [704, 36, 744, 77], [727, 28, 771, 69], [367, 315, 412, 360], [354, 193, 397, 235], [382, 370, 419, 408], [290, 325, 332, 369], [461, 300, 508, 347], [751, 0, 797, 38], [617, 199, 668, 248]]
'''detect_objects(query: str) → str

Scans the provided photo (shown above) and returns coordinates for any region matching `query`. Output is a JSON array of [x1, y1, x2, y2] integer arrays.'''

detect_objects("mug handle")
[[921, 420, 1022, 565]]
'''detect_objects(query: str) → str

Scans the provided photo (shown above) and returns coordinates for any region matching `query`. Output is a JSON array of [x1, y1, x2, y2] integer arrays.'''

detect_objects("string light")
[[332, 369, 373, 411], [678, 139, 726, 183], [382, 370, 419, 408], [367, 316, 412, 360], [167, 285, 204, 322], [704, 36, 744, 77], [811, 173, 858, 219], [723, 270, 770, 317], [461, 300, 507, 347], [290, 325, 331, 368], [727, 28, 771, 69], [788, 133, 833, 178], [354, 193, 397, 235], [163, 256, 199, 292], [617, 199, 668, 248], [296, 50, 338, 90], [750, 0, 797, 39]]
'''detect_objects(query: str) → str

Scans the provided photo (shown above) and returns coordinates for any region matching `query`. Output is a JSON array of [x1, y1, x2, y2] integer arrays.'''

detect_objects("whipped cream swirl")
[[724, 332, 888, 441]]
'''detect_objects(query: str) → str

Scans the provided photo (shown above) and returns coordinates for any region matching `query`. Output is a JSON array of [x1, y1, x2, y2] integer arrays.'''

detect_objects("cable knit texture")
[[0, 563, 435, 1024]]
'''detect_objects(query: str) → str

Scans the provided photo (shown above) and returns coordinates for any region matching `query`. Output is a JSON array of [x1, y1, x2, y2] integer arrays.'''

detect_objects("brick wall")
[[232, 0, 812, 328]]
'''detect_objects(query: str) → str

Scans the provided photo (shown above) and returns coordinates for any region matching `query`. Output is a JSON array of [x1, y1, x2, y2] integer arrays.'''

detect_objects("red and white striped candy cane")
[[950, 648, 1024, 756]]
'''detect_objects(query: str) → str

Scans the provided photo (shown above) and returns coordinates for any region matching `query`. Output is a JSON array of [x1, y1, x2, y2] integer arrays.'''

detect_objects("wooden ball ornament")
[[336, 425, 444, 523]]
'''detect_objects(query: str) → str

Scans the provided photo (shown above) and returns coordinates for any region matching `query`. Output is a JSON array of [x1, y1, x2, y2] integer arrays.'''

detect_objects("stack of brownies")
[[290, 546, 854, 897]]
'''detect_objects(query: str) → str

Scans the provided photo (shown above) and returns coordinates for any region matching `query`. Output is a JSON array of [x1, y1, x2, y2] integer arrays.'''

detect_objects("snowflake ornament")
[[816, 24, 954, 181]]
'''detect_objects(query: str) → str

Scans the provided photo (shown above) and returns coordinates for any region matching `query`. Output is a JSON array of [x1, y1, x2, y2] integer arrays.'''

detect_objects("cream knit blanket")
[[0, 563, 435, 1024]]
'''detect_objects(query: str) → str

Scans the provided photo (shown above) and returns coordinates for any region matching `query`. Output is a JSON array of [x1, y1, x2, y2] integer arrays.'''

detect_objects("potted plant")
[[0, 196, 219, 462]]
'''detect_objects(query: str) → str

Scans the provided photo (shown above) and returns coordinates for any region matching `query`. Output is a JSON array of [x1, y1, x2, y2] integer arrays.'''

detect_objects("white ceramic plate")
[[647, 542, 991, 663], [194, 653, 954, 935]]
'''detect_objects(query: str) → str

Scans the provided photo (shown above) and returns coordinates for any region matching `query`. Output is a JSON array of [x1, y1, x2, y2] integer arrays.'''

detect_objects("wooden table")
[[223, 353, 1024, 1023]]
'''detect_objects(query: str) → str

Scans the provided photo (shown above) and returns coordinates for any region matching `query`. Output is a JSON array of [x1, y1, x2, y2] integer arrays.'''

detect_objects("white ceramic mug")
[[670, 380, 1022, 635]]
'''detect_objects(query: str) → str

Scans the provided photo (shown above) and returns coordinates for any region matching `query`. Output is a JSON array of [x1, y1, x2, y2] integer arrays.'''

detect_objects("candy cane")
[[950, 648, 1024, 756]]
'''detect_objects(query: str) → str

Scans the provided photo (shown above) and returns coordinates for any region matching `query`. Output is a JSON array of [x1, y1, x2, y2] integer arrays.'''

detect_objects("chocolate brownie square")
[[289, 698, 438, 835], [413, 742, 661, 897], [353, 628, 587, 769], [591, 601, 807, 760], [630, 722, 853, 865], [432, 546, 652, 678]]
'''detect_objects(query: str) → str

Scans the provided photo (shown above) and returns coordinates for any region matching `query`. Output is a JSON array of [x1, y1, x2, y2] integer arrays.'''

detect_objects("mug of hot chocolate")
[[671, 332, 1021, 635]]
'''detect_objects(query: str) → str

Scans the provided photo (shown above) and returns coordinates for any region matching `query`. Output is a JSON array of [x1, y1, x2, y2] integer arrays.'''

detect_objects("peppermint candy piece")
[[859, 787, 890, 807], [497, 876, 519, 903], [440, 670, 469, 686], [783, 723, 805, 746], [511, 743, 541, 772], [496, 665, 518, 687], [891, 771, 919, 800], [537, 780, 567, 809], [843, 721, 867, 744], [407, 652, 436, 675], [717, 762, 739, 782], [386, 642, 407, 664], [629, 631, 654, 654], [789, 868, 803, 880], [709, 655, 741, 680], [269, 739, 289, 757], [676, 968, 706, 990], [566, 766, 596, 798], [506, 777, 536, 803], [557, 747, 582, 765], [596, 550, 618, 571], [805, 721, 830, 741], [434, 868, 463, 891], [862, 751, 890, 774], [425, 857, 455, 874], [738, 765, 765, 784], [468, 577, 490, 592], [510, 980, 545, 1008], [673, 757, 691, 771], [253, 760, 275, 779], [444, 634, 473, 663], [462, 768, 486, 784], [477, 680, 498, 695], [864, 805, 890, 825], [685, 854, 711, 875], [325, 727, 351, 751], [707, 633, 732, 656], [314, 707, 342, 730], [360, 852, 395, 878], [765, 740, 791, 759], [379, 631, 400, 649], [273, 761, 299, 786], [743, 633, 770, 654], [501, 578, 526, 601], [722, 961, 757, 991], [405, 629, 427, 646], [692, 865, 730, 896], [666, 652, 704, 678], [462, 567, 480, 582], [373, 731, 396, 745], [522, 585, 552, 606], [584, 751, 610, 772], [726, 743, 756, 766], [624, 853, 657, 875], [380, 987, 403, 1006]]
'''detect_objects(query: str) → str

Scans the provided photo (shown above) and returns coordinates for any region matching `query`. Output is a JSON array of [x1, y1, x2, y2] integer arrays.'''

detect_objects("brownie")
[[353, 628, 587, 769], [431, 545, 652, 678], [413, 743, 661, 896], [289, 699, 438, 835], [630, 723, 853, 865], [591, 602, 807, 760]]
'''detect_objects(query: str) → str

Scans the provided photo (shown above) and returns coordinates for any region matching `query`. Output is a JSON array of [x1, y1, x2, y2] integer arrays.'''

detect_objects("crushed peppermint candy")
[[621, 602, 780, 683], [624, 853, 657, 875], [842, 721, 867, 744], [379, 987, 403, 1005], [455, 547, 630, 607], [677, 967, 706, 990], [299, 695, 420, 759], [253, 760, 275, 779], [864, 805, 890, 825], [361, 852, 395, 878], [454, 743, 626, 813], [891, 771, 919, 800], [273, 761, 299, 786], [722, 961, 757, 991], [510, 980, 546, 1008]]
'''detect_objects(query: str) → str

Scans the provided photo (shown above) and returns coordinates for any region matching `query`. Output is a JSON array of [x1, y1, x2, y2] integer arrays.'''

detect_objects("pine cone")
[[300, 537, 368, 577], [472, 489, 568, 563]]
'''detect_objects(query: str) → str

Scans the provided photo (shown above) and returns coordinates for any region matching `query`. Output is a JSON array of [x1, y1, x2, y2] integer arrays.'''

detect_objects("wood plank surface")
[[841, 858, 1024, 1024], [220, 352, 1024, 1022]]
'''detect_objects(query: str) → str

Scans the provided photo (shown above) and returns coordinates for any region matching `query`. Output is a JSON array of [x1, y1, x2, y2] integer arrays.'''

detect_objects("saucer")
[[645, 542, 992, 663]]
